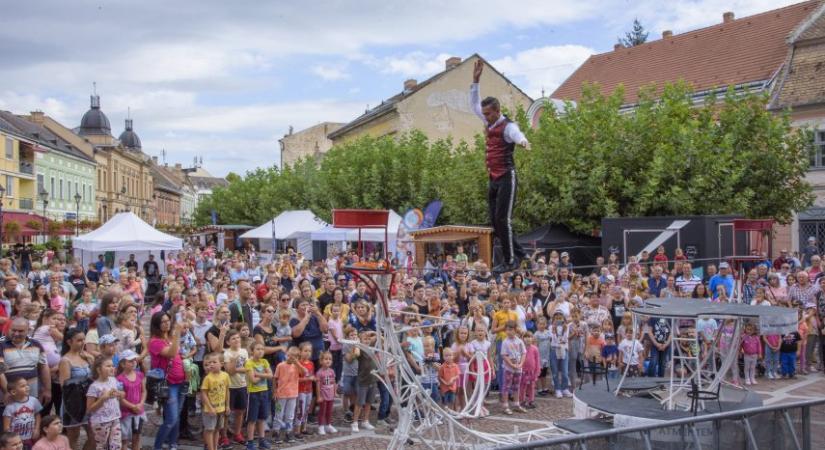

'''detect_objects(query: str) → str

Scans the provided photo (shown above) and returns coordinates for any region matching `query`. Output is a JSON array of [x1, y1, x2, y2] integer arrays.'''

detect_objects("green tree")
[[618, 19, 649, 47]]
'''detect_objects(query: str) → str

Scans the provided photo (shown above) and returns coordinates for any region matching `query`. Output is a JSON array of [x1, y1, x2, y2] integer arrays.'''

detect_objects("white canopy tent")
[[310, 209, 401, 255], [72, 212, 183, 273], [239, 210, 328, 259]]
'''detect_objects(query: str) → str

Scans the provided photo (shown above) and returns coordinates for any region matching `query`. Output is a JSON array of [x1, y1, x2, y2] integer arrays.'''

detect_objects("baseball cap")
[[719, 262, 730, 269], [561, 252, 569, 258], [99, 334, 119, 345], [252, 275, 262, 283], [809, 236, 816, 242], [120, 350, 139, 361], [606, 274, 615, 282]]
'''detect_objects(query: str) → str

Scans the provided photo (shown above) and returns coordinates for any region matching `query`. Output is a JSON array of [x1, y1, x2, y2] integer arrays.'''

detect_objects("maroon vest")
[[485, 117, 515, 180]]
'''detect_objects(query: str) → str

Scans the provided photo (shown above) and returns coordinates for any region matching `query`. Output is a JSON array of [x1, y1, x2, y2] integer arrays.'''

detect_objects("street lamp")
[[0, 184, 5, 247], [74, 192, 82, 236], [39, 189, 48, 243]]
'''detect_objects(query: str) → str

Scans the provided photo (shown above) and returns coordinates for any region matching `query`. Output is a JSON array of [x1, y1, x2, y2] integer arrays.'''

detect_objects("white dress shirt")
[[470, 83, 528, 146]]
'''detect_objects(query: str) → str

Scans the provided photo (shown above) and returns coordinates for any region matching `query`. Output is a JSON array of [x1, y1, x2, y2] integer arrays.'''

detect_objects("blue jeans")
[[377, 380, 393, 420], [780, 352, 797, 377], [422, 383, 440, 403], [550, 350, 569, 391], [153, 383, 186, 450], [765, 346, 780, 375], [495, 339, 503, 390], [648, 345, 670, 377]]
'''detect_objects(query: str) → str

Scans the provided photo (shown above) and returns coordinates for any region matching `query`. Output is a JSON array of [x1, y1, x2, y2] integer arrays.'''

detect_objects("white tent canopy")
[[72, 212, 183, 273], [74, 212, 183, 252], [239, 210, 328, 240], [310, 210, 401, 254], [240, 210, 328, 259]]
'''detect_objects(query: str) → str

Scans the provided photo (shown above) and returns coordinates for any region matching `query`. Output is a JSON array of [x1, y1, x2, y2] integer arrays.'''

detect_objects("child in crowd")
[[245, 341, 272, 450], [352, 330, 378, 433], [519, 332, 540, 408], [534, 317, 553, 396], [49, 285, 65, 315], [32, 416, 70, 450], [450, 326, 472, 410], [467, 325, 493, 417], [115, 351, 145, 450], [499, 321, 527, 415], [74, 289, 97, 333], [273, 346, 305, 444], [200, 352, 230, 450], [618, 330, 644, 377], [567, 309, 587, 389], [780, 318, 802, 379], [584, 325, 605, 380], [439, 348, 460, 411], [341, 326, 359, 423], [741, 323, 762, 385], [0, 433, 23, 450], [294, 342, 315, 436], [421, 336, 441, 402], [3, 376, 43, 449], [327, 304, 344, 382], [602, 333, 619, 371], [763, 330, 782, 380], [223, 329, 248, 444], [274, 310, 293, 364], [802, 306, 819, 373], [550, 312, 572, 398], [86, 356, 123, 450], [718, 319, 740, 386], [315, 351, 338, 435], [798, 309, 811, 375]]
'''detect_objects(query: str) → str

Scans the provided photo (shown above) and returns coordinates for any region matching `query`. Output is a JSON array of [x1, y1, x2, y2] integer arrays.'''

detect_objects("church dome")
[[78, 95, 111, 136], [118, 118, 142, 150]]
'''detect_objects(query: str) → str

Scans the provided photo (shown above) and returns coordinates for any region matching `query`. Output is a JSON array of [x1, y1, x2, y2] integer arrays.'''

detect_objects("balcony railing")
[[18, 198, 34, 210], [19, 161, 33, 175]]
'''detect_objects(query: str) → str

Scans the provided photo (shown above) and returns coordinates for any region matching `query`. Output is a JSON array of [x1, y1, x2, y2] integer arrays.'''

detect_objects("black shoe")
[[179, 430, 195, 440], [344, 411, 354, 423], [285, 433, 296, 444]]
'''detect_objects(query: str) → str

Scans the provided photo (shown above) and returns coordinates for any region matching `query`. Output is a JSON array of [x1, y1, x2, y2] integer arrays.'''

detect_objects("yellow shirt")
[[200, 371, 230, 413], [493, 309, 518, 340], [323, 303, 350, 321], [244, 358, 271, 393]]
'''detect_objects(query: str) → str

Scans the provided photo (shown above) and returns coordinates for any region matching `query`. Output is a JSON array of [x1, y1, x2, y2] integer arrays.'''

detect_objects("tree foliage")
[[195, 82, 814, 235], [618, 19, 649, 47]]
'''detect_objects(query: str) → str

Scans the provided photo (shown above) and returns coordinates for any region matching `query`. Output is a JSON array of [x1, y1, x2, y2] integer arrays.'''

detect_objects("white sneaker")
[[562, 389, 573, 398], [326, 425, 338, 433], [555, 391, 563, 399], [360, 421, 375, 431], [351, 423, 360, 433], [751, 379, 758, 385], [318, 427, 326, 436]]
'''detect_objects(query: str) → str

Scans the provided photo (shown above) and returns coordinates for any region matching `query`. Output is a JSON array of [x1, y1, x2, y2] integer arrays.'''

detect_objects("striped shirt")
[[675, 275, 702, 295]]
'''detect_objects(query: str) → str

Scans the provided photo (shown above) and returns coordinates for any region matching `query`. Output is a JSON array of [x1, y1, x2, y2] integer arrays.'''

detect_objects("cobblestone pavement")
[[126, 371, 825, 449]]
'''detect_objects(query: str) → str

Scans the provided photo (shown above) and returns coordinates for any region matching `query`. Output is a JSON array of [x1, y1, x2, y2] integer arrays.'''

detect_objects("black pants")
[[488, 170, 525, 265]]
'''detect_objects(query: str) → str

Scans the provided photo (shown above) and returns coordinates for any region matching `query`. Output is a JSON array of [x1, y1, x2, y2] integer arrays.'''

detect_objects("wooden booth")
[[409, 225, 494, 267]]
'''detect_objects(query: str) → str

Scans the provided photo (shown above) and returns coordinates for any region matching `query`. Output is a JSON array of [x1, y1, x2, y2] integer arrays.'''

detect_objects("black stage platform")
[[573, 378, 763, 421]]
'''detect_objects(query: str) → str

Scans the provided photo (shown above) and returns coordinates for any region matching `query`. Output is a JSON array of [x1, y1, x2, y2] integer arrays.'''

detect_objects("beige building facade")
[[328, 55, 532, 145], [279, 122, 343, 167]]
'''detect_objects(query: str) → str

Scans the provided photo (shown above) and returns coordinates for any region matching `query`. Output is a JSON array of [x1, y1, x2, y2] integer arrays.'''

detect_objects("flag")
[[421, 200, 443, 229]]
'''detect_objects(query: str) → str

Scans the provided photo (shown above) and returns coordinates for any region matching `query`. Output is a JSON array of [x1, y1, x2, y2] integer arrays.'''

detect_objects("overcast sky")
[[0, 0, 799, 177]]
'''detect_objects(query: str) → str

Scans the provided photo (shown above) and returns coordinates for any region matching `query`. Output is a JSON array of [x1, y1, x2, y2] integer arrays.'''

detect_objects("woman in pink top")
[[148, 312, 186, 450]]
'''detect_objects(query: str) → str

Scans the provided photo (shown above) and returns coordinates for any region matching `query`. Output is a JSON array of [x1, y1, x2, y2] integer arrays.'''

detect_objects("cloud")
[[311, 64, 350, 81], [493, 45, 595, 98], [373, 52, 455, 79]]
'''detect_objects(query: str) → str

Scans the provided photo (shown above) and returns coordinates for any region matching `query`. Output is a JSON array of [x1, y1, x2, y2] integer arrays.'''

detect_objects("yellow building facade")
[[0, 130, 36, 213]]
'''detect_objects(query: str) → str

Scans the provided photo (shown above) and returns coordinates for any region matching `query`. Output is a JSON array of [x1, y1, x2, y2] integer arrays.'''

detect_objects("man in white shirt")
[[470, 59, 529, 273]]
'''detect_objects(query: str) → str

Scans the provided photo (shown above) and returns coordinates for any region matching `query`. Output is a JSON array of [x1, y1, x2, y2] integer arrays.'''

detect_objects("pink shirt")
[[116, 371, 145, 417], [316, 367, 336, 401], [741, 335, 762, 356], [149, 337, 186, 384], [522, 345, 540, 380], [50, 296, 65, 314], [327, 319, 343, 351]]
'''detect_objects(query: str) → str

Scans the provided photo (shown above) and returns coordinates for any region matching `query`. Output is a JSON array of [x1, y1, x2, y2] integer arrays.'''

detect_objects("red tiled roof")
[[552, 1, 822, 104]]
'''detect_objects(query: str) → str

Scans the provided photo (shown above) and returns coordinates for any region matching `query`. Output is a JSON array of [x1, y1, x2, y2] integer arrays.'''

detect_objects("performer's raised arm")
[[470, 59, 485, 122]]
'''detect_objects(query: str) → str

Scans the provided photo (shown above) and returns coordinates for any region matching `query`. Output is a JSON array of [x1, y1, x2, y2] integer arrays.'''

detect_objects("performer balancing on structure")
[[470, 58, 530, 273]]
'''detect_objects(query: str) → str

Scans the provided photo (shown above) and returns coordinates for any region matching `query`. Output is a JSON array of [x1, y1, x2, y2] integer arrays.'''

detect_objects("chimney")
[[30, 111, 45, 124], [614, 43, 624, 51], [403, 79, 418, 92], [723, 11, 734, 23], [662, 30, 673, 39], [174, 163, 182, 170], [445, 56, 461, 70]]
